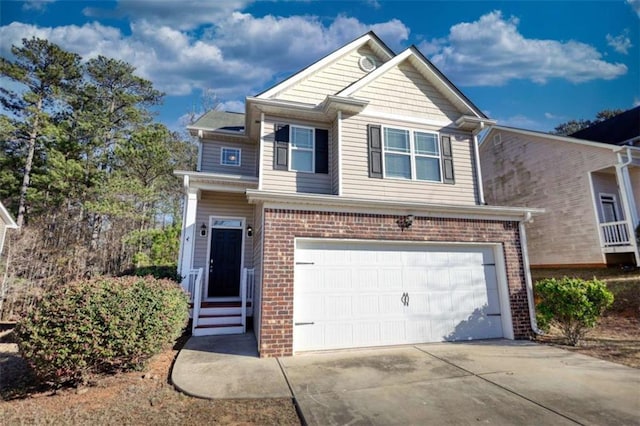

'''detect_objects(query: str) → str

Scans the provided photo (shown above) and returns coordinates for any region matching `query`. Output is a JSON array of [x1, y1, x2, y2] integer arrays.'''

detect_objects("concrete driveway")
[[279, 341, 640, 425]]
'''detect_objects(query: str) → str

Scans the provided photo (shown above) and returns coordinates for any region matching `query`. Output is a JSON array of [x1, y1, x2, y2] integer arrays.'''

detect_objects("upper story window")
[[382, 127, 441, 182], [274, 124, 329, 174], [368, 124, 454, 184], [221, 147, 241, 167], [290, 126, 314, 172]]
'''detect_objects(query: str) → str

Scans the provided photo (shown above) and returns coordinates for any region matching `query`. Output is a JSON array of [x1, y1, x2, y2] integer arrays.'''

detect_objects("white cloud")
[[634, 97, 640, 107], [497, 114, 545, 131], [83, 0, 252, 31], [606, 32, 632, 54], [544, 112, 565, 120], [22, 0, 55, 11], [627, 0, 640, 17], [423, 11, 627, 86], [0, 11, 409, 99]]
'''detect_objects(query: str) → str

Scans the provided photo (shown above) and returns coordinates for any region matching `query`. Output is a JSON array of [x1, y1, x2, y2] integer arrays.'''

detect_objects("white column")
[[179, 185, 200, 292], [616, 162, 640, 265]]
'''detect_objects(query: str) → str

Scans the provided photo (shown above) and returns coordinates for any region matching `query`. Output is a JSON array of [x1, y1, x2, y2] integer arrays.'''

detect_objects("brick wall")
[[259, 208, 531, 357]]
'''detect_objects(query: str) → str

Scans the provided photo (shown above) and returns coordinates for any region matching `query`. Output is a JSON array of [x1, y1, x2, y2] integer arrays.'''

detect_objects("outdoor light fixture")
[[200, 223, 207, 237], [247, 225, 253, 237], [397, 214, 414, 231]]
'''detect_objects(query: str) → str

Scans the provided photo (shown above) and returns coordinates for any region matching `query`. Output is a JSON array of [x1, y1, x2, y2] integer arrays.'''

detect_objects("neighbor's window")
[[221, 147, 241, 166], [290, 126, 314, 172], [383, 127, 441, 182]]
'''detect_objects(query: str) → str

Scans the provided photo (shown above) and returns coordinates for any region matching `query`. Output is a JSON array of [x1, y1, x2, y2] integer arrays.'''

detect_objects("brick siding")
[[259, 208, 532, 357]]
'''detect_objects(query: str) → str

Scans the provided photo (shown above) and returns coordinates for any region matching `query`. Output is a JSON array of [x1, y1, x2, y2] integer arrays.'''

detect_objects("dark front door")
[[208, 228, 242, 297]]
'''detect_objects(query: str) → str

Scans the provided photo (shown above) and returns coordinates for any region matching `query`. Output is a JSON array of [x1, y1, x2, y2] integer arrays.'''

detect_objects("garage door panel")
[[294, 241, 504, 352], [426, 269, 451, 291], [403, 267, 428, 291], [380, 321, 407, 344], [352, 268, 380, 290], [428, 292, 452, 314]]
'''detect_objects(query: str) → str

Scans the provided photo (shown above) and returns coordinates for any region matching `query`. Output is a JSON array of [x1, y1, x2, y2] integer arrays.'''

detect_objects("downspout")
[[472, 123, 486, 205], [519, 211, 543, 336]]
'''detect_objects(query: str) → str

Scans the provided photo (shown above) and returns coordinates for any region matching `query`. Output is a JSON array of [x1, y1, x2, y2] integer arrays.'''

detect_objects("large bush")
[[15, 276, 189, 386], [535, 277, 613, 346]]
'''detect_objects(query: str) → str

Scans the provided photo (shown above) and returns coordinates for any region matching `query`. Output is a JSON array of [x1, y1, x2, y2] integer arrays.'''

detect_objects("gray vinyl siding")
[[192, 192, 255, 283], [352, 61, 462, 123], [200, 138, 257, 176], [278, 45, 386, 104], [340, 114, 478, 205], [261, 118, 333, 194], [331, 117, 340, 194], [480, 130, 620, 266]]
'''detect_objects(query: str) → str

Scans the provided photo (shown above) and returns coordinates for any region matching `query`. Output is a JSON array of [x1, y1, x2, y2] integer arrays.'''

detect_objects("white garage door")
[[293, 240, 505, 352]]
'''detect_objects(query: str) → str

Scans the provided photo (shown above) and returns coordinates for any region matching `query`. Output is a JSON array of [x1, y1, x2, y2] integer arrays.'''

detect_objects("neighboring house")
[[480, 125, 640, 268], [176, 32, 540, 357], [0, 201, 18, 255], [570, 106, 640, 147]]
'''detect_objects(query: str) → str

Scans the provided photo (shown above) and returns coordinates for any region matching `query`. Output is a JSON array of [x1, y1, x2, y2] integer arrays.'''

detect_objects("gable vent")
[[359, 55, 377, 72]]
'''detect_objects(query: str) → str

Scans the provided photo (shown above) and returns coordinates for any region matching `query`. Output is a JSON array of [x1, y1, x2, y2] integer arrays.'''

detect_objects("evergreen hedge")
[[15, 276, 189, 386]]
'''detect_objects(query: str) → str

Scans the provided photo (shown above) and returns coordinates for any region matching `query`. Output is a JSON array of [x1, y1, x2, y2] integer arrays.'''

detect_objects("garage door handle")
[[486, 313, 501, 317], [295, 322, 315, 326], [401, 293, 409, 306]]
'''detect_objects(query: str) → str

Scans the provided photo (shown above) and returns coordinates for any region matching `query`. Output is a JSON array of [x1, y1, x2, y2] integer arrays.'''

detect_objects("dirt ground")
[[0, 331, 301, 425]]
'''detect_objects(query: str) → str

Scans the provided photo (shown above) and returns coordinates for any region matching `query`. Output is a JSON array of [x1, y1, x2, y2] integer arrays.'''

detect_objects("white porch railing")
[[600, 221, 631, 247], [188, 267, 254, 334], [189, 268, 203, 334]]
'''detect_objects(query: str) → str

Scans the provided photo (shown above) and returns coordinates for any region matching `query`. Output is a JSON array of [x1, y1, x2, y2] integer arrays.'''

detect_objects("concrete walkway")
[[172, 336, 640, 425], [171, 333, 291, 399]]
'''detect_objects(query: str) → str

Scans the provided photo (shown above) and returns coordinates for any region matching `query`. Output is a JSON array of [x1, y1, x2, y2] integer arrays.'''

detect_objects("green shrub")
[[535, 277, 614, 346], [15, 276, 189, 386], [121, 264, 181, 282]]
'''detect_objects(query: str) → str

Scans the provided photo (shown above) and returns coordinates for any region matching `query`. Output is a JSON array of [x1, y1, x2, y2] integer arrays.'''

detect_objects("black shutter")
[[315, 129, 329, 174], [368, 124, 383, 179], [274, 124, 289, 169], [441, 135, 455, 184]]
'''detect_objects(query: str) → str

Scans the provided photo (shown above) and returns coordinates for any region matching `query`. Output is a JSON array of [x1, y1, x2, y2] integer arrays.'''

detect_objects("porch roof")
[[175, 170, 258, 193]]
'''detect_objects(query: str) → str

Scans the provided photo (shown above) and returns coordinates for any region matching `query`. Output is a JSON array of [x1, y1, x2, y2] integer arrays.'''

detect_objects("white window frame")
[[381, 126, 442, 183], [599, 193, 622, 223], [288, 125, 315, 173], [220, 147, 241, 167]]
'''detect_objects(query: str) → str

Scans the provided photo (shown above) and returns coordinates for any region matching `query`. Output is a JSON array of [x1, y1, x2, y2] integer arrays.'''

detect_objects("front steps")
[[192, 301, 252, 337]]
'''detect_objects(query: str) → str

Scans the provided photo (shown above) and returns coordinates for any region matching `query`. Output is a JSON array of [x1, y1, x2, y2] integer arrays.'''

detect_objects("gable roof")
[[256, 32, 395, 99], [482, 125, 632, 152], [337, 46, 488, 119], [570, 106, 640, 145], [0, 201, 18, 229]]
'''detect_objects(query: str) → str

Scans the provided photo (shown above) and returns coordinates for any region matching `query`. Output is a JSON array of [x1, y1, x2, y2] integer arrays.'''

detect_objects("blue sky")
[[1, 0, 639, 132]]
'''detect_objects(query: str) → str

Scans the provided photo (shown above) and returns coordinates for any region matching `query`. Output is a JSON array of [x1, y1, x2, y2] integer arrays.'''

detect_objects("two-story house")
[[176, 32, 540, 357]]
